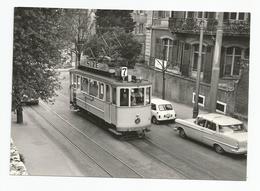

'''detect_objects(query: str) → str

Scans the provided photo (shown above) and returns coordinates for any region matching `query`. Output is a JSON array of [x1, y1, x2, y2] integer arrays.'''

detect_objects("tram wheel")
[[137, 130, 145, 138], [151, 116, 158, 124]]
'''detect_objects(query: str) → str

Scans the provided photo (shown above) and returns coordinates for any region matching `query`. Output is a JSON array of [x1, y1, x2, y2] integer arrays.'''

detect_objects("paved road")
[[10, 70, 247, 180]]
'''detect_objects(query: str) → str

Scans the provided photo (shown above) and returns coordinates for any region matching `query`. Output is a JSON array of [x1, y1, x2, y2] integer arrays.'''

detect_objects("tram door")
[[104, 84, 112, 123], [70, 73, 75, 103], [110, 86, 117, 124]]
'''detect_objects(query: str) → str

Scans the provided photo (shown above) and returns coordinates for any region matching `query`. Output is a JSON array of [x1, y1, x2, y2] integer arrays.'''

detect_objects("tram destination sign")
[[80, 56, 110, 72]]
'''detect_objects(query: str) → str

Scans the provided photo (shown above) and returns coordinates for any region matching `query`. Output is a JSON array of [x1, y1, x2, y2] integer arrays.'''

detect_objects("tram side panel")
[[76, 92, 105, 119]]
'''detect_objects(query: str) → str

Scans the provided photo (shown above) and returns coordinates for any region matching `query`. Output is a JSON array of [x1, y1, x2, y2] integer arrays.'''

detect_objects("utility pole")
[[162, 60, 166, 100], [209, 12, 224, 112], [193, 12, 205, 118], [160, 40, 167, 100]]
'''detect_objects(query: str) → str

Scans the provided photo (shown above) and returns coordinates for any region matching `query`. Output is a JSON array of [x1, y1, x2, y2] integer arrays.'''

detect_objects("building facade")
[[143, 11, 250, 119], [132, 10, 148, 60]]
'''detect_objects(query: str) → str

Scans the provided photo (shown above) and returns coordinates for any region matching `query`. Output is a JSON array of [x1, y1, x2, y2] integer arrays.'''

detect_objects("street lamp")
[[192, 12, 205, 118]]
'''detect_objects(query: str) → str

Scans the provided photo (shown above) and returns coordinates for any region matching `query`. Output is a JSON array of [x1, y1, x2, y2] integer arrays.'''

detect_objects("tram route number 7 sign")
[[121, 67, 128, 78]]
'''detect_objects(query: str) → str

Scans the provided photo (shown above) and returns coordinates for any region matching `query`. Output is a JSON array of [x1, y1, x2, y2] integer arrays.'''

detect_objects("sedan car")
[[151, 98, 176, 124], [174, 113, 247, 154]]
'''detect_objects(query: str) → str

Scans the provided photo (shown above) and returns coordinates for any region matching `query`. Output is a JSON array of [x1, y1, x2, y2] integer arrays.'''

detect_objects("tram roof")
[[70, 68, 152, 87]]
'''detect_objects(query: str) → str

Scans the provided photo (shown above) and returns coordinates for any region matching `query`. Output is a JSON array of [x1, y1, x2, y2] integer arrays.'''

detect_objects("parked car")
[[174, 113, 247, 154], [151, 98, 176, 124], [21, 94, 39, 105]]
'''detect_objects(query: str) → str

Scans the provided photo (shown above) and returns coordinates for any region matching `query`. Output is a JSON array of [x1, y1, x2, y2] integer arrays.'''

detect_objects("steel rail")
[[54, 92, 219, 179], [143, 136, 220, 180], [30, 106, 113, 177], [33, 101, 144, 178]]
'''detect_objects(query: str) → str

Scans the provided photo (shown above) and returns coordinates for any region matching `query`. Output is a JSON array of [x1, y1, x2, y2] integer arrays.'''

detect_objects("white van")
[[151, 98, 176, 124]]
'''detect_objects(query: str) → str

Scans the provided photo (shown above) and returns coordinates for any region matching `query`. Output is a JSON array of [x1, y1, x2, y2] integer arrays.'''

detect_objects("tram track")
[[54, 92, 244, 180], [128, 139, 189, 179], [128, 132, 221, 180], [128, 135, 221, 180], [143, 137, 221, 180], [29, 102, 145, 178], [56, 92, 218, 179]]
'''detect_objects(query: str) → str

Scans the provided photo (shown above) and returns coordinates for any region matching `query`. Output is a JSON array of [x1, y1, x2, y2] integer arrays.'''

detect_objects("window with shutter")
[[224, 47, 242, 76], [203, 46, 213, 83], [181, 43, 191, 77], [155, 38, 162, 59], [153, 11, 159, 19], [192, 44, 206, 72]]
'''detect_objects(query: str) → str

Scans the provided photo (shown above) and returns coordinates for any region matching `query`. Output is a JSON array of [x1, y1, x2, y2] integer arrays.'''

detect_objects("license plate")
[[165, 114, 171, 118]]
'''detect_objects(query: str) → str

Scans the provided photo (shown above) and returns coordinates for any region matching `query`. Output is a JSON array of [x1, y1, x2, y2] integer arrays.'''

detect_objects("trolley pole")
[[192, 12, 204, 118], [209, 12, 224, 112]]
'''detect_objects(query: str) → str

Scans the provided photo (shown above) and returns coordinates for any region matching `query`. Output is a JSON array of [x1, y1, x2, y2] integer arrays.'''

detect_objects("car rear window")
[[219, 124, 246, 133]]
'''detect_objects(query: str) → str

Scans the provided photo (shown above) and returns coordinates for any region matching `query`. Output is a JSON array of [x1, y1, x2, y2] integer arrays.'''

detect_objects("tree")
[[84, 28, 142, 68], [12, 8, 67, 123], [95, 10, 135, 34], [59, 9, 96, 68]]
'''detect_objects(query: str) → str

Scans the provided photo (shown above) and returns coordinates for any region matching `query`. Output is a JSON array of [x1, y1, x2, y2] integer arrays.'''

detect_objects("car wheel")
[[179, 128, 187, 138], [151, 116, 158, 124], [214, 144, 225, 154]]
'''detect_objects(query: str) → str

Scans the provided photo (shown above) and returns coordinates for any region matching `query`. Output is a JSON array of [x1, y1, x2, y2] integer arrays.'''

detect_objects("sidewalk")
[[152, 96, 207, 119], [10, 109, 84, 176], [152, 96, 248, 129]]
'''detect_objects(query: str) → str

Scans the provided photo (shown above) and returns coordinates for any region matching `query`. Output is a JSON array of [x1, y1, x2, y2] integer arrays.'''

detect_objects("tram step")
[[108, 128, 123, 136]]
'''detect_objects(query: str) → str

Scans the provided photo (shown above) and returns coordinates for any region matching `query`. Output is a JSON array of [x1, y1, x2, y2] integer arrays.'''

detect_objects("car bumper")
[[157, 117, 176, 122], [228, 148, 247, 154]]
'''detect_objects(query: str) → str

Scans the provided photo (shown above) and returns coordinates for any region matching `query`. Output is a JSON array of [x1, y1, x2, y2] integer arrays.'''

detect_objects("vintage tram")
[[69, 60, 152, 137]]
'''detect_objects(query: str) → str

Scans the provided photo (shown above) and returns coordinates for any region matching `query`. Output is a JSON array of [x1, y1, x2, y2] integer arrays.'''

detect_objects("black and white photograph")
[[1, 0, 260, 191]]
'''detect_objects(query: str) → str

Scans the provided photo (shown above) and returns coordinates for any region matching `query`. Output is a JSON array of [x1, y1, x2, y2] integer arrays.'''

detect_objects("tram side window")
[[112, 87, 117, 105], [106, 85, 111, 102], [120, 88, 129, 106], [81, 77, 89, 93], [99, 83, 104, 100], [89, 80, 98, 97], [146, 87, 151, 104], [76, 76, 81, 90], [131, 88, 144, 106]]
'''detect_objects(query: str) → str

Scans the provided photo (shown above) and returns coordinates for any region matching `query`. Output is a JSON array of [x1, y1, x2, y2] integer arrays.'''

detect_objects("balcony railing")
[[152, 18, 170, 28], [222, 20, 250, 35], [169, 18, 250, 35]]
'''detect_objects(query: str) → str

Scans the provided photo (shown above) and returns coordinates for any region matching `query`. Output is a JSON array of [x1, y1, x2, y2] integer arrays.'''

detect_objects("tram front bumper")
[[116, 125, 151, 132]]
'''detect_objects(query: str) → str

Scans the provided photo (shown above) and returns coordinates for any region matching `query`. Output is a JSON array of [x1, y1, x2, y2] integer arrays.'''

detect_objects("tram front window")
[[131, 88, 144, 106], [120, 88, 129, 106]]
